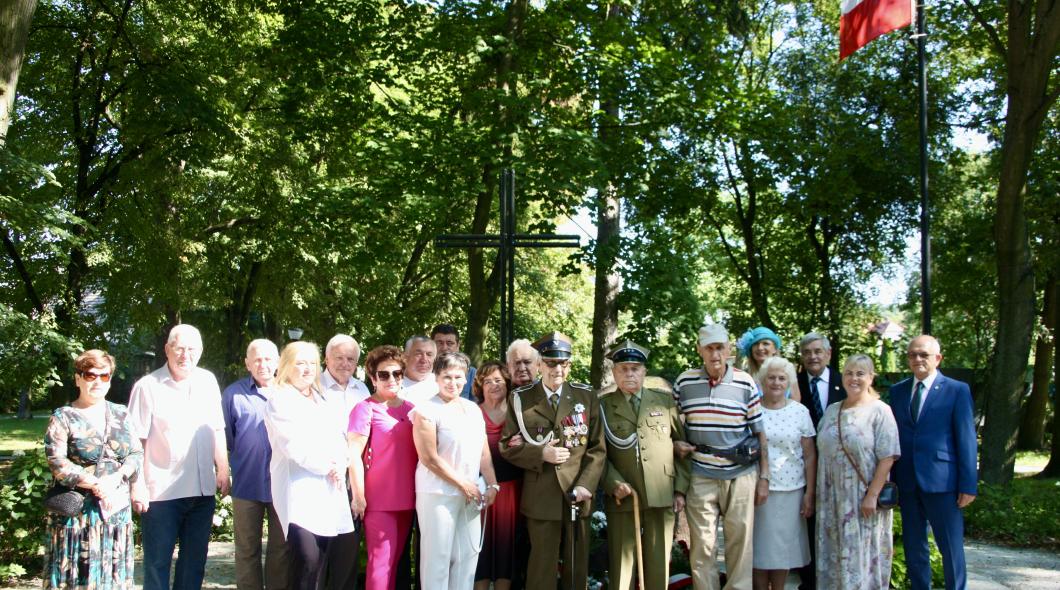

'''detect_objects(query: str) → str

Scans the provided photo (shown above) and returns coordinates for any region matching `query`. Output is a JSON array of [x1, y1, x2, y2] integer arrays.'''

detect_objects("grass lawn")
[[0, 415, 49, 454]]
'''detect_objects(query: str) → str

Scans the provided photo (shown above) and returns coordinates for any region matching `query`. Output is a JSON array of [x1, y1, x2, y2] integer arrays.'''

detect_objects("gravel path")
[[7, 539, 1058, 589]]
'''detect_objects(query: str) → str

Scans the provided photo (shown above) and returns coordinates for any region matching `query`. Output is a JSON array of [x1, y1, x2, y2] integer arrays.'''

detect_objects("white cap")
[[698, 324, 729, 346]]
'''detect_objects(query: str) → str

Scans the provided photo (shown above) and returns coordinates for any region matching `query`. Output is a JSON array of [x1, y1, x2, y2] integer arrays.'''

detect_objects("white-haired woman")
[[752, 357, 816, 590], [265, 341, 353, 590], [412, 352, 498, 590], [816, 354, 900, 589]]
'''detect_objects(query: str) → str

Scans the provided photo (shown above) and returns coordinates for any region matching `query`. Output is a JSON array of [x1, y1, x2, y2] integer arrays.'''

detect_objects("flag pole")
[[917, 1, 932, 335]]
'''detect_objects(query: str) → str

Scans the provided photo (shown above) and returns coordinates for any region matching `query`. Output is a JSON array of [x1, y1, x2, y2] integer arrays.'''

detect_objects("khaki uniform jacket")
[[601, 387, 690, 511], [500, 380, 605, 520]]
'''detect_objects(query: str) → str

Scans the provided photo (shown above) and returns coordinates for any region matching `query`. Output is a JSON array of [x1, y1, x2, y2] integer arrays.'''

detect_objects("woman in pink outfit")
[[347, 345, 418, 590]]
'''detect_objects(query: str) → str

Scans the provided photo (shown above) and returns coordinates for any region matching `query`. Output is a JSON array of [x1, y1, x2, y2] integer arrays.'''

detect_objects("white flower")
[[221, 495, 233, 505], [11, 449, 25, 457], [212, 515, 223, 527], [574, 403, 585, 413]]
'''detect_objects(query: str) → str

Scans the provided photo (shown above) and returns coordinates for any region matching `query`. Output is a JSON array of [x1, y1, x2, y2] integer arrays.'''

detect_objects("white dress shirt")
[[809, 366, 831, 417], [401, 376, 439, 406], [320, 369, 370, 424], [128, 365, 224, 502], [265, 385, 354, 538]]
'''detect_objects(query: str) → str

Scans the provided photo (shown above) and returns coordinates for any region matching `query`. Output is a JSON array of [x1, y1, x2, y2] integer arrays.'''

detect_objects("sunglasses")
[[542, 360, 570, 368], [80, 372, 112, 382], [374, 369, 404, 381]]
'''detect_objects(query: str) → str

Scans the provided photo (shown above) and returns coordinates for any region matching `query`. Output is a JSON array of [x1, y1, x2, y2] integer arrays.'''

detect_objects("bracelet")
[[487, 483, 501, 492]]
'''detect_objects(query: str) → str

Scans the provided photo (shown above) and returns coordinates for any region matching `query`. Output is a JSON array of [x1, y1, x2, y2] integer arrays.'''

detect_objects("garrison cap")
[[533, 331, 573, 360], [607, 339, 649, 365]]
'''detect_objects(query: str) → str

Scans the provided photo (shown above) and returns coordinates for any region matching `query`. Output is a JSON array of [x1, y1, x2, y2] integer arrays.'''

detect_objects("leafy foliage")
[[0, 449, 50, 572]]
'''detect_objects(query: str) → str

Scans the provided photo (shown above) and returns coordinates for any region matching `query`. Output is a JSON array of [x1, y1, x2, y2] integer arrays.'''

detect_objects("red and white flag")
[[839, 0, 915, 59]]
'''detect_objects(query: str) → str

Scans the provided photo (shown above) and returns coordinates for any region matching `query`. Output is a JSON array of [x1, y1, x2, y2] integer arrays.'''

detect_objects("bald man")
[[889, 335, 977, 590]]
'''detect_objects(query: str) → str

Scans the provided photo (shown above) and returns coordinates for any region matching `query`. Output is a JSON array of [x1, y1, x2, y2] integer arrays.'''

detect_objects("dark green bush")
[[0, 449, 50, 575], [965, 479, 1060, 549]]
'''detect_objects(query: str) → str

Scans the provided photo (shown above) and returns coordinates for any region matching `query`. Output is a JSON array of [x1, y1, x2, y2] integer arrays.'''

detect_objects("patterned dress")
[[815, 399, 900, 590], [43, 402, 143, 590]]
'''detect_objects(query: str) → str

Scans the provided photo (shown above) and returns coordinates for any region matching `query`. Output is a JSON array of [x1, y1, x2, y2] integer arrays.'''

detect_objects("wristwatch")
[[758, 473, 770, 482]]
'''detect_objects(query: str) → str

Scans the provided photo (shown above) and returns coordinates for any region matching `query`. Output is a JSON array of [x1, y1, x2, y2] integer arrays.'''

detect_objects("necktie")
[[628, 394, 640, 417], [911, 381, 924, 423], [809, 376, 823, 417], [549, 393, 559, 412]]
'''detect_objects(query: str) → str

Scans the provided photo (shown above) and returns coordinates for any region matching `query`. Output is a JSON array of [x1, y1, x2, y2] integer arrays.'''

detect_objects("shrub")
[[0, 449, 50, 575], [965, 479, 1060, 549]]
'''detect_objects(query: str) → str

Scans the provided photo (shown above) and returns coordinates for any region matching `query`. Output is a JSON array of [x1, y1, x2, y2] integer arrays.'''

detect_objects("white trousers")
[[416, 492, 482, 590]]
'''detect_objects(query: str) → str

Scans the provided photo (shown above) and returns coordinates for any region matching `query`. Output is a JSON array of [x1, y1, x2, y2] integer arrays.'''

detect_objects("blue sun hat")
[[737, 326, 783, 357]]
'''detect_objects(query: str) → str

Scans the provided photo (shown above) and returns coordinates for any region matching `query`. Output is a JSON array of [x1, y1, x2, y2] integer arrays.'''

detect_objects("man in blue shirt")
[[222, 339, 291, 590]]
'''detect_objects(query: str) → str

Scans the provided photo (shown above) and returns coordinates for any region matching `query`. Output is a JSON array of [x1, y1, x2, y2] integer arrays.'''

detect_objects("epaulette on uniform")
[[569, 382, 592, 390], [512, 382, 536, 395]]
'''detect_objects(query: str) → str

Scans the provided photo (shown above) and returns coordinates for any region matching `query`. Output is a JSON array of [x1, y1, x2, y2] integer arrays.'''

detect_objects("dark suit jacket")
[[500, 380, 605, 520], [889, 372, 977, 496], [796, 368, 846, 431]]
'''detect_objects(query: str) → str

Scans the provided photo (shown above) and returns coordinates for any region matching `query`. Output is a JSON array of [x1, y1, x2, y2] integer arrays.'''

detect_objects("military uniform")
[[601, 341, 690, 590], [500, 333, 605, 590]]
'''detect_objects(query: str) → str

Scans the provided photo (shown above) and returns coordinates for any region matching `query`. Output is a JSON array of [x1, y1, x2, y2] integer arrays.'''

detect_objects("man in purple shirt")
[[222, 339, 292, 590]]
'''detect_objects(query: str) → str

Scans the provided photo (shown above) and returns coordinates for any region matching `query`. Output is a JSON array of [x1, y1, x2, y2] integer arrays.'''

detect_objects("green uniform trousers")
[[605, 505, 675, 590], [525, 516, 591, 590]]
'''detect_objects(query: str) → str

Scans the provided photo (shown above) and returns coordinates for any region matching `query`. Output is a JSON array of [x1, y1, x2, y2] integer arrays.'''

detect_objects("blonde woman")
[[265, 341, 353, 590], [752, 357, 816, 590], [816, 354, 900, 589]]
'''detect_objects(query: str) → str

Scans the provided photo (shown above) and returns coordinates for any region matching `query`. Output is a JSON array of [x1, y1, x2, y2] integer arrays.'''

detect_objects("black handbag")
[[44, 404, 112, 517], [837, 407, 898, 510], [43, 484, 86, 517]]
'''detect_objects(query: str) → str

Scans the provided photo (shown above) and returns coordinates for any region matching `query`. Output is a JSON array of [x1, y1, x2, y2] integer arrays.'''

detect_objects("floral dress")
[[43, 402, 143, 590], [815, 399, 900, 590]]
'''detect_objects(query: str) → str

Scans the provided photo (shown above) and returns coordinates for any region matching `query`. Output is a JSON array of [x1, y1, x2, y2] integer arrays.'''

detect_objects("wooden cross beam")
[[436, 169, 580, 352]]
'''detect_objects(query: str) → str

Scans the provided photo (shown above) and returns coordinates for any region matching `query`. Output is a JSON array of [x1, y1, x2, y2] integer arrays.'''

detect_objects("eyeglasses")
[[80, 371, 112, 382], [374, 369, 404, 381], [482, 378, 506, 387], [542, 360, 570, 368], [906, 352, 933, 360]]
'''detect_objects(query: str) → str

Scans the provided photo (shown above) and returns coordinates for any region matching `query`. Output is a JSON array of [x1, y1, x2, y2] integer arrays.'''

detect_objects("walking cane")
[[568, 491, 581, 590], [631, 489, 645, 590]]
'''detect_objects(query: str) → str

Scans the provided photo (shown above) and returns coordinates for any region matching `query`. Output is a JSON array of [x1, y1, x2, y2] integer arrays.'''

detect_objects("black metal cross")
[[435, 169, 580, 353]]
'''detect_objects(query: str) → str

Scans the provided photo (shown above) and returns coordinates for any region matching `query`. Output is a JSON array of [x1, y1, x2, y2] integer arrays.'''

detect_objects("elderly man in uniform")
[[501, 332, 605, 590], [600, 340, 690, 590]]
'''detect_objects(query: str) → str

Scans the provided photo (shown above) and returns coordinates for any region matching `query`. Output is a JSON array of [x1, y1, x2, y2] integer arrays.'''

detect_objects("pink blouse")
[[348, 398, 417, 512]]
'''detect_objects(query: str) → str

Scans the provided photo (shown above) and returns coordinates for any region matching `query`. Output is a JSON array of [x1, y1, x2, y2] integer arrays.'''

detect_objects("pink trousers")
[[363, 510, 414, 590]]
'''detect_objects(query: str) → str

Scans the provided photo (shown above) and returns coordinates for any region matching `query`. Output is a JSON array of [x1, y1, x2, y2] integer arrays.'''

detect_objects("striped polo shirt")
[[675, 365, 763, 479]]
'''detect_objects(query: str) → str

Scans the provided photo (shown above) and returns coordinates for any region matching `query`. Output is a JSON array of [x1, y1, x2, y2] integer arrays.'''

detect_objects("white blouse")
[[412, 396, 486, 496], [265, 385, 354, 538], [762, 400, 816, 491]]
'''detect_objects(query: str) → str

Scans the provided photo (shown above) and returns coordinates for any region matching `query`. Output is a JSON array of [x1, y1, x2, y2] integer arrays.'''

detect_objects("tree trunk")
[[1039, 273, 1060, 478], [978, 0, 1060, 485], [588, 2, 624, 389], [223, 260, 263, 383], [1019, 273, 1056, 449], [0, 0, 37, 143], [463, 1, 525, 365]]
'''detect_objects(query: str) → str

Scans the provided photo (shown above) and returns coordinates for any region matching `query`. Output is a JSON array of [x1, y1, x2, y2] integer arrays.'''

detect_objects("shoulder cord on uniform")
[[511, 389, 555, 446], [599, 404, 638, 451]]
